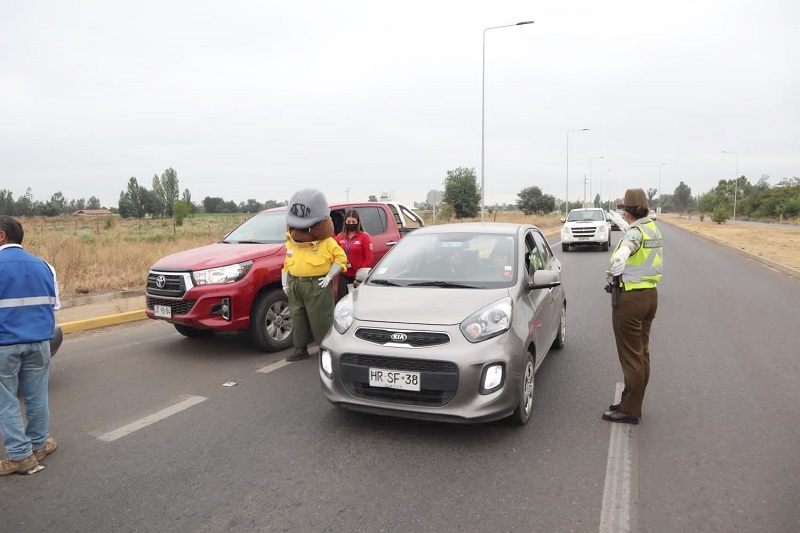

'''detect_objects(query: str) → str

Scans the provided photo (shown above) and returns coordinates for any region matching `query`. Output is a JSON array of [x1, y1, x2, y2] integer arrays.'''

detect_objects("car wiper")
[[370, 279, 401, 286], [407, 281, 477, 288], [231, 240, 267, 244]]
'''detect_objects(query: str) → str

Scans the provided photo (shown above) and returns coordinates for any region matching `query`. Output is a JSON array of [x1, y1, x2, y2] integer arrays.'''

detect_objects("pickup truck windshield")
[[223, 212, 288, 244]]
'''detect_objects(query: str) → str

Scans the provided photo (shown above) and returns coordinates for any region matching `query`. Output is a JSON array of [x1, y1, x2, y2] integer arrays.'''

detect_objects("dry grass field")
[[16, 210, 798, 302]]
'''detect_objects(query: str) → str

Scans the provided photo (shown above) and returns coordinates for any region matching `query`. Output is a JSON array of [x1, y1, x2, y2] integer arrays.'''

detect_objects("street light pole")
[[658, 162, 665, 213], [722, 150, 739, 220], [590, 156, 605, 207], [565, 128, 589, 214], [480, 20, 534, 222]]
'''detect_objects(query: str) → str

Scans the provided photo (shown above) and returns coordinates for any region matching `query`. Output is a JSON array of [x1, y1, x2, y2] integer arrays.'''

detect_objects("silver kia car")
[[318, 223, 566, 425]]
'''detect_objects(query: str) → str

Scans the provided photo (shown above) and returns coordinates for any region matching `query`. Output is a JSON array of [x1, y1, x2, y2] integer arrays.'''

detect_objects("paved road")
[[2, 225, 798, 532]]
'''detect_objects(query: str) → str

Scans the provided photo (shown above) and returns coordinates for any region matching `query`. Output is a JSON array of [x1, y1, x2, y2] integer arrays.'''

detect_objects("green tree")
[[442, 166, 480, 218], [160, 167, 180, 217], [173, 200, 188, 226], [516, 186, 556, 215], [87, 196, 102, 209], [181, 188, 197, 214], [151, 174, 165, 217], [0, 189, 14, 215], [673, 182, 692, 211], [711, 204, 730, 224], [203, 196, 225, 214], [118, 177, 148, 219], [15, 188, 34, 216]]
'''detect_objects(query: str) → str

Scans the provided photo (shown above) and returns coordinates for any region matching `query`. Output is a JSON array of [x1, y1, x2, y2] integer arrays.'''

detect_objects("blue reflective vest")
[[0, 246, 57, 345]]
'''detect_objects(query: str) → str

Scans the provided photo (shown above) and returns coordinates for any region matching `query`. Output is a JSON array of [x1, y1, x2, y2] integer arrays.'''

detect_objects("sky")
[[2, 0, 798, 209]]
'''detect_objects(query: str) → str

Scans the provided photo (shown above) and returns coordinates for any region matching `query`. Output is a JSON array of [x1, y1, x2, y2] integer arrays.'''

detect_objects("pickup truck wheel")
[[562, 243, 569, 252], [602, 236, 610, 251], [174, 324, 213, 338], [250, 290, 293, 352]]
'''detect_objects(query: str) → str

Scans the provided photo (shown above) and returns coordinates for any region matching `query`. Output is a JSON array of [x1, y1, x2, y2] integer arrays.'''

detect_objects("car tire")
[[174, 324, 213, 338], [510, 353, 535, 425], [552, 303, 566, 350], [250, 289, 293, 352], [562, 243, 569, 252], [602, 236, 610, 252]]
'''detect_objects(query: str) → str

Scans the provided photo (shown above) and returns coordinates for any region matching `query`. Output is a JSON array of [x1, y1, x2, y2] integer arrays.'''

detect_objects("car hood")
[[353, 285, 510, 325], [151, 243, 284, 271]]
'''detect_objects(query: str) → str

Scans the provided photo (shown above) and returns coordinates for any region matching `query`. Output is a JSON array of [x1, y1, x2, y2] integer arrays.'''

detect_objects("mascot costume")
[[282, 189, 347, 361]]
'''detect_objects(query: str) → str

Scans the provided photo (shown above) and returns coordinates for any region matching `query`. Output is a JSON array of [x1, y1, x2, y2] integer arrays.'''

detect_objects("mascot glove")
[[282, 271, 289, 294], [609, 247, 631, 276], [318, 263, 343, 288], [608, 210, 629, 232]]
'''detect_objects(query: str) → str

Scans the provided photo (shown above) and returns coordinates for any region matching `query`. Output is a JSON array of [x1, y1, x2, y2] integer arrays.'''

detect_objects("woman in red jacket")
[[334, 210, 373, 299]]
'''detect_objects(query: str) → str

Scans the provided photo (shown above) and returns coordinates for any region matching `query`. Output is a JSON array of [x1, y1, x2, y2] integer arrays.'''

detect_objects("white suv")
[[560, 208, 612, 252]]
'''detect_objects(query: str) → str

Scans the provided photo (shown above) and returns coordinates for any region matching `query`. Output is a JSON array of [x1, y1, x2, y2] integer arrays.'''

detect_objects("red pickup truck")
[[145, 202, 423, 351]]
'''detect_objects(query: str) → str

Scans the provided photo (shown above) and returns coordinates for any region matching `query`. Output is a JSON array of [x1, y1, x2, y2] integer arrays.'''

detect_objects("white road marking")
[[256, 360, 292, 374], [96, 394, 207, 442], [599, 382, 639, 533]]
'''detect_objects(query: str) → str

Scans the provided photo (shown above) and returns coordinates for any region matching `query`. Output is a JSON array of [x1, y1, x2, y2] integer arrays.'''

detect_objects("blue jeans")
[[0, 341, 51, 460]]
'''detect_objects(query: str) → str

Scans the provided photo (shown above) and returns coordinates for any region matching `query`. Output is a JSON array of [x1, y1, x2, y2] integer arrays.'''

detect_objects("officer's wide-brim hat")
[[286, 188, 330, 229], [619, 188, 648, 208]]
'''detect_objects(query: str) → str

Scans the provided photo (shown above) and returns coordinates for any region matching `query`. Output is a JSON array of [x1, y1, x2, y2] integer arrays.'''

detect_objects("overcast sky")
[[2, 0, 798, 209]]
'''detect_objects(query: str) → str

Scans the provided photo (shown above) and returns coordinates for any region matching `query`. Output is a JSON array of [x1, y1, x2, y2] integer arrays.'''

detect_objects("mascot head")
[[286, 188, 334, 242]]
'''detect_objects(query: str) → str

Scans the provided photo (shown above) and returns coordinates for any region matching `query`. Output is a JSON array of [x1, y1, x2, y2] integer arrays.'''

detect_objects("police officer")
[[603, 189, 663, 424]]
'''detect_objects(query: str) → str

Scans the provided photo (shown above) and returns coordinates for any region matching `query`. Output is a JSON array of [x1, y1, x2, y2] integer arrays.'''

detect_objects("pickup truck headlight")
[[460, 297, 512, 343], [192, 260, 253, 285], [333, 294, 354, 334]]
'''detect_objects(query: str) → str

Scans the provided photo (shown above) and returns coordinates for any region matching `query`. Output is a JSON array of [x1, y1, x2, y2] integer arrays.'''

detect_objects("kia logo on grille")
[[155, 275, 166, 288], [390, 333, 408, 342]]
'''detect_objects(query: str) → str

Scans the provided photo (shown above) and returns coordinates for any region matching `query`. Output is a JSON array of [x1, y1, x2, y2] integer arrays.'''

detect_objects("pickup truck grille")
[[147, 297, 197, 316], [570, 226, 598, 237], [146, 272, 187, 297], [339, 353, 458, 406], [355, 328, 450, 347]]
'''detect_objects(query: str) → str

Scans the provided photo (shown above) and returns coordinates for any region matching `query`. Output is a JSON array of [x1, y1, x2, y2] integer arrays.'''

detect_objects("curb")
[[61, 310, 148, 334]]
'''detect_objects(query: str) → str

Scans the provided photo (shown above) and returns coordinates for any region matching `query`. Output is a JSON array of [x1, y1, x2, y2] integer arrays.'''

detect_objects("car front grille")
[[146, 272, 187, 297], [570, 227, 598, 237], [339, 353, 458, 406], [147, 297, 197, 316], [354, 328, 450, 347]]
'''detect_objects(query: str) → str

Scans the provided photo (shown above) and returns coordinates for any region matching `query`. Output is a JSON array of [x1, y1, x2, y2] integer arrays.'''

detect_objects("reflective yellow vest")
[[611, 220, 663, 290]]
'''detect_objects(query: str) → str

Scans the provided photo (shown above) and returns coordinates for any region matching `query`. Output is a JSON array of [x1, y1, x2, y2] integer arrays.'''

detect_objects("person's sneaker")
[[286, 346, 310, 361], [33, 437, 58, 462], [0, 454, 41, 476]]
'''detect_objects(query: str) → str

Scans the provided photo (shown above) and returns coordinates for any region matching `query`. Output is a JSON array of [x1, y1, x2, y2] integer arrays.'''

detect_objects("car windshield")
[[222, 211, 287, 244], [367, 232, 517, 289], [567, 210, 605, 222]]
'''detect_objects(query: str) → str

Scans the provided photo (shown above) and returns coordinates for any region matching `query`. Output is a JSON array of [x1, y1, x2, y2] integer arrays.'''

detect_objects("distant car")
[[318, 222, 566, 425], [609, 209, 626, 231], [649, 209, 657, 221], [560, 208, 611, 252]]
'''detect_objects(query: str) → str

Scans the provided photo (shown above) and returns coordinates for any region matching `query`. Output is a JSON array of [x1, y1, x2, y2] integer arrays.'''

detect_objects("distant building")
[[71, 209, 112, 216]]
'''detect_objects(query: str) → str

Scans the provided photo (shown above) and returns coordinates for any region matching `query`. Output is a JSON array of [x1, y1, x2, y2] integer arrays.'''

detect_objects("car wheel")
[[50, 324, 63, 357], [602, 236, 610, 251], [510, 353, 535, 425], [552, 303, 566, 350], [250, 289, 293, 352], [562, 243, 569, 252], [174, 324, 213, 338]]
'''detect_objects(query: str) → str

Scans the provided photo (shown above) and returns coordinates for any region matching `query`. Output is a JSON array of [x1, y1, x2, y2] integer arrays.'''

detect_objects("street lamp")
[[722, 150, 739, 220], [590, 156, 605, 207], [480, 20, 534, 222], [658, 163, 666, 213], [565, 128, 590, 214]]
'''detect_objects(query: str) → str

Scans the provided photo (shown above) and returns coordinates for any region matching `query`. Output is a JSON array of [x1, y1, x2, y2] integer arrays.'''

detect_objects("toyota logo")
[[390, 333, 408, 342], [155, 275, 166, 288]]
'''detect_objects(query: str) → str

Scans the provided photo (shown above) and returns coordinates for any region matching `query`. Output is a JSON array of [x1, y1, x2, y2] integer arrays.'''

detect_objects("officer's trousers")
[[612, 287, 658, 417], [287, 276, 335, 348]]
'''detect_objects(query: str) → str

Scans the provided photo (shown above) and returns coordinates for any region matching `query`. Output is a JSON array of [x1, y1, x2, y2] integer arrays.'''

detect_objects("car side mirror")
[[355, 267, 372, 284], [560, 218, 566, 224], [526, 269, 561, 290]]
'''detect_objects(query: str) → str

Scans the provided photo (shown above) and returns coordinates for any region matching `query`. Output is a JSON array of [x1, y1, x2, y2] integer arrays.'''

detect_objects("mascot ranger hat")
[[286, 189, 330, 229], [622, 188, 648, 208]]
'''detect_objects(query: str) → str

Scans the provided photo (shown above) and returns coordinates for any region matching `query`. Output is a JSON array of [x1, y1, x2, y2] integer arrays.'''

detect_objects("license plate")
[[368, 368, 421, 391], [154, 304, 172, 318], [577, 237, 589, 240]]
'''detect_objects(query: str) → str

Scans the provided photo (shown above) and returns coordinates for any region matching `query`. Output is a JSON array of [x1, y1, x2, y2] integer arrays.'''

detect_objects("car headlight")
[[460, 297, 512, 343], [192, 261, 253, 285], [333, 293, 354, 334]]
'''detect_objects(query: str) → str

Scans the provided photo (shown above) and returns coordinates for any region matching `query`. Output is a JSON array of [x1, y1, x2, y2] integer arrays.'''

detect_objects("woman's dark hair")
[[344, 210, 365, 232], [0, 215, 24, 244], [624, 205, 649, 219]]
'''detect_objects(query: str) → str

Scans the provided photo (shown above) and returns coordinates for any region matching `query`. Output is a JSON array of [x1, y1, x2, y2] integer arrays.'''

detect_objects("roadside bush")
[[699, 213, 705, 222], [711, 205, 730, 224]]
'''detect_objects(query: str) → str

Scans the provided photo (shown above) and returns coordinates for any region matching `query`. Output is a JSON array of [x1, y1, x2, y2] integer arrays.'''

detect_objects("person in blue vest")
[[0, 216, 60, 475], [604, 189, 663, 425]]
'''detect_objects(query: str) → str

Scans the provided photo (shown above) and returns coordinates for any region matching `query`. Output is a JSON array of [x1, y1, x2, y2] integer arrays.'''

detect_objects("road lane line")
[[96, 395, 207, 442], [256, 360, 292, 374], [599, 382, 639, 533]]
